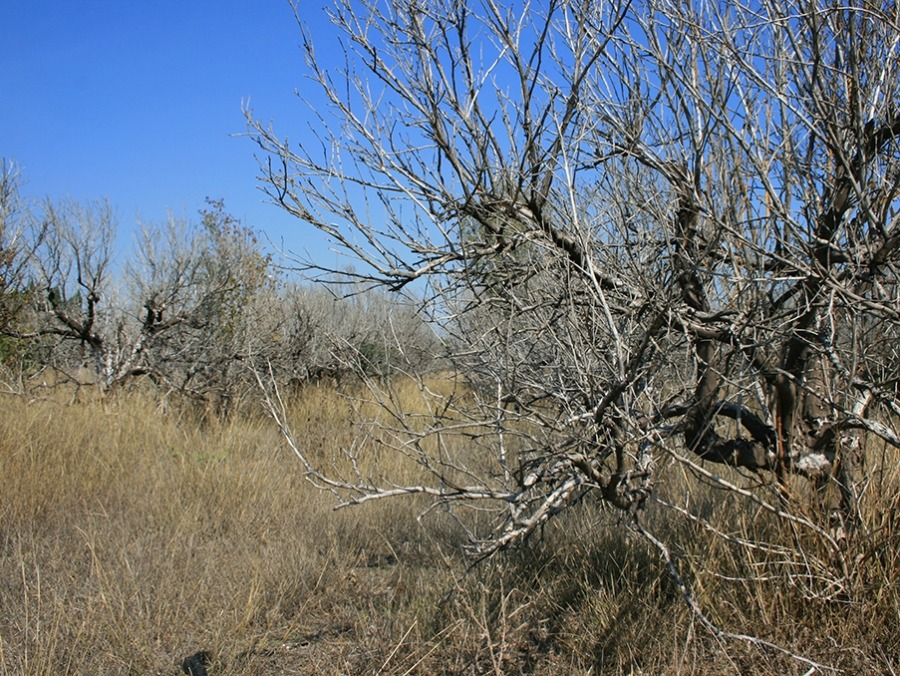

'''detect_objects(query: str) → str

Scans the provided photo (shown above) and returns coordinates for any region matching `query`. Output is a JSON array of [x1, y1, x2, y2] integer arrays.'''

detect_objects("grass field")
[[1, 384, 897, 674]]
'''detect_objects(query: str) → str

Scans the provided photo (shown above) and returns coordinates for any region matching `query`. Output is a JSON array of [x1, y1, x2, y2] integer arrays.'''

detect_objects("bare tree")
[[269, 278, 442, 384], [12, 195, 277, 402], [3, 176, 434, 403], [0, 162, 39, 342], [25, 197, 124, 385], [250, 0, 899, 660], [0, 160, 47, 387], [128, 201, 278, 410]]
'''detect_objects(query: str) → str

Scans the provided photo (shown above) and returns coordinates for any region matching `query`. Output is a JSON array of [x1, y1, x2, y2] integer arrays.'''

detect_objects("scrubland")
[[1, 381, 897, 674]]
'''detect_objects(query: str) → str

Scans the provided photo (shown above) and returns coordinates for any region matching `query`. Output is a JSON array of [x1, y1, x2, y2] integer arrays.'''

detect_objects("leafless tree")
[[13, 196, 276, 402], [0, 162, 39, 338], [2, 175, 435, 403], [127, 201, 278, 410], [25, 197, 124, 385], [248, 0, 899, 663], [0, 160, 46, 387], [270, 278, 442, 384]]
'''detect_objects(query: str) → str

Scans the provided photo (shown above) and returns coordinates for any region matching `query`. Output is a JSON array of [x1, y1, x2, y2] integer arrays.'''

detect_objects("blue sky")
[[1, 0, 339, 266]]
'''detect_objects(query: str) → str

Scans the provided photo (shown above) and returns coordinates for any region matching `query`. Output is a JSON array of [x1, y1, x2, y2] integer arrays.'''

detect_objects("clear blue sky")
[[1, 0, 339, 266]]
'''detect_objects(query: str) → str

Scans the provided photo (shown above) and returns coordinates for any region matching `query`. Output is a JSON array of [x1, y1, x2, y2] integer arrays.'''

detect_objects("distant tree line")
[[0, 159, 441, 410]]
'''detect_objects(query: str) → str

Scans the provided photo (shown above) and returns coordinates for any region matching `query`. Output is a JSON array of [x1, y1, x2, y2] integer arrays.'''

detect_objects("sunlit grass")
[[0, 383, 897, 673]]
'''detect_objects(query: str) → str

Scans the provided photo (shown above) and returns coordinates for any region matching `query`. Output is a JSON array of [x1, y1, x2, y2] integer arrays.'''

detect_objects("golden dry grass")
[[0, 383, 898, 674], [0, 387, 458, 674]]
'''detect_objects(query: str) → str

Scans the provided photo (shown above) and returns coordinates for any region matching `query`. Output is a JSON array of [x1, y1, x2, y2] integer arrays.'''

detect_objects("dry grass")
[[1, 383, 898, 674], [0, 387, 456, 674]]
